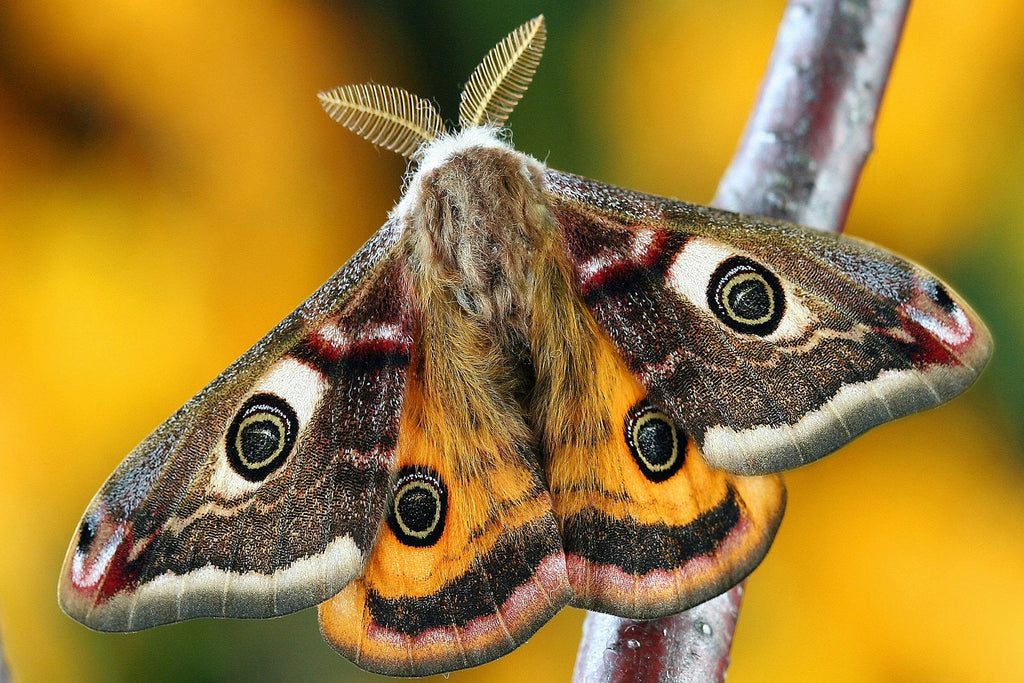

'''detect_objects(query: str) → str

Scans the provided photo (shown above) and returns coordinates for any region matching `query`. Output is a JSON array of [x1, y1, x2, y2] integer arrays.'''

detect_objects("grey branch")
[[714, 0, 909, 232]]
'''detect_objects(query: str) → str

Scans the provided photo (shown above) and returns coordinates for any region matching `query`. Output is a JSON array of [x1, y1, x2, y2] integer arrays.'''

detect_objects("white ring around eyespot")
[[667, 237, 815, 342], [210, 358, 327, 498]]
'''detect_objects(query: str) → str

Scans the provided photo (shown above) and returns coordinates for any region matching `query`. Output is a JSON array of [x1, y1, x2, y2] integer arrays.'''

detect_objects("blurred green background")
[[1, 1, 1022, 681]]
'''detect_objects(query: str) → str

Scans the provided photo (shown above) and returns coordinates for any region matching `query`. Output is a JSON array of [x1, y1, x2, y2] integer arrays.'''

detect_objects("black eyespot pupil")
[[388, 467, 447, 547], [225, 393, 298, 482], [239, 420, 283, 465], [395, 486, 436, 533], [636, 418, 675, 467], [708, 256, 786, 335], [727, 277, 771, 321], [624, 400, 686, 483]]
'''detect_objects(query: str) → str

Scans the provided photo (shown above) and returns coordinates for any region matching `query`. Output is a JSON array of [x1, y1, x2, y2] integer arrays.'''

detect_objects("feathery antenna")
[[459, 16, 547, 129], [319, 16, 547, 158], [318, 84, 446, 159]]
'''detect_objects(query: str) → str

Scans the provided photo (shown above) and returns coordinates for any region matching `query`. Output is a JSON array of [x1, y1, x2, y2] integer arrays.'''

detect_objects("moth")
[[59, 16, 992, 677]]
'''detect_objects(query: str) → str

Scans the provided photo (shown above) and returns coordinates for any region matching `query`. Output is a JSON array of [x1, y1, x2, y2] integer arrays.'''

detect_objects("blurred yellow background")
[[1, 1, 1021, 681]]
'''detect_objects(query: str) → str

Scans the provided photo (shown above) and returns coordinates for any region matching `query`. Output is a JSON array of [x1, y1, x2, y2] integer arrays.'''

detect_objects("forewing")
[[59, 221, 416, 631], [547, 169, 992, 474]]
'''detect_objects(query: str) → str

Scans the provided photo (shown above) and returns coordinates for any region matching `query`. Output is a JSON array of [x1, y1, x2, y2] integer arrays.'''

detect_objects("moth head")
[[317, 16, 546, 161]]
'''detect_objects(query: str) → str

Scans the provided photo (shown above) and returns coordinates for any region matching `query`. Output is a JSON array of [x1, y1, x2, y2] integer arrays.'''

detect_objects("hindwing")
[[542, 327, 786, 618], [319, 274, 571, 677]]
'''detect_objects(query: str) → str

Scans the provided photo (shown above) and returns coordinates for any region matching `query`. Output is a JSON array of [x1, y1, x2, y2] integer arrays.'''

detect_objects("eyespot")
[[225, 393, 298, 482], [388, 467, 448, 547], [707, 256, 785, 335], [624, 400, 685, 482]]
